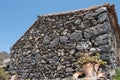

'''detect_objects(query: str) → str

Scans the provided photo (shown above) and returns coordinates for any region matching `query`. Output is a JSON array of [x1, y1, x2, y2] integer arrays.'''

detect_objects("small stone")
[[69, 49, 76, 55], [51, 25, 56, 28], [29, 36, 32, 40], [41, 34, 45, 36], [98, 13, 108, 23], [61, 29, 69, 35], [69, 30, 82, 41], [75, 19, 81, 25], [10, 70, 16, 74], [74, 52, 81, 58], [49, 38, 59, 48], [41, 60, 46, 64], [83, 23, 109, 39], [94, 34, 109, 46], [67, 55, 74, 61], [62, 61, 70, 65], [83, 11, 94, 20], [52, 56, 58, 62], [58, 49, 65, 56], [65, 73, 73, 77], [57, 23, 63, 28], [76, 41, 91, 51], [31, 60, 37, 65], [71, 58, 76, 62], [23, 51, 31, 55], [60, 36, 69, 43], [81, 20, 91, 29], [51, 19, 56, 22], [97, 45, 110, 53], [65, 67, 74, 72], [91, 19, 97, 25], [51, 31, 60, 39], [90, 48, 97, 53], [29, 73, 34, 78], [60, 58, 65, 62], [100, 54, 111, 64], [43, 36, 50, 45], [57, 65, 65, 71]]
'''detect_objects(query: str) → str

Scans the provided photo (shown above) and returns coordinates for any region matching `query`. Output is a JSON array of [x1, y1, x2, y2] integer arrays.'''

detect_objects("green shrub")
[[77, 53, 107, 66], [0, 68, 9, 80], [112, 67, 120, 80]]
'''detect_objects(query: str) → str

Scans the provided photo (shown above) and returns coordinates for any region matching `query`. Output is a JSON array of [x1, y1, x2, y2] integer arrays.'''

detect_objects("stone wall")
[[10, 5, 119, 79]]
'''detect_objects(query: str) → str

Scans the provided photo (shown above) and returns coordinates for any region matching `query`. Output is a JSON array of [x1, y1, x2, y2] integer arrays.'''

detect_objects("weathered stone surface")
[[10, 5, 118, 79], [60, 36, 69, 43], [69, 49, 76, 55], [90, 48, 97, 53], [83, 23, 109, 39], [58, 49, 65, 56], [94, 34, 109, 46], [43, 36, 51, 45], [76, 41, 92, 52], [81, 20, 91, 29], [69, 30, 82, 41], [49, 38, 59, 48], [75, 19, 82, 25], [74, 52, 82, 58], [57, 65, 65, 71], [98, 13, 108, 23], [65, 67, 74, 72], [97, 45, 111, 53]]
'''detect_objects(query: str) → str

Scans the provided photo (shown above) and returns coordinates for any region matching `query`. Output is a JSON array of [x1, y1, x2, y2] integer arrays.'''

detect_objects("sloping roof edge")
[[11, 3, 120, 50], [107, 4, 120, 46], [38, 3, 109, 17], [107, 4, 120, 64]]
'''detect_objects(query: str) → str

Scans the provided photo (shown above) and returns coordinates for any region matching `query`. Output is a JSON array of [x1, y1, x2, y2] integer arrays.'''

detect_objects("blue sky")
[[0, 0, 120, 53]]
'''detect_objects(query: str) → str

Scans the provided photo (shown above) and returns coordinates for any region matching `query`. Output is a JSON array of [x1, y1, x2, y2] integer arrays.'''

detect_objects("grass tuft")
[[112, 67, 120, 80]]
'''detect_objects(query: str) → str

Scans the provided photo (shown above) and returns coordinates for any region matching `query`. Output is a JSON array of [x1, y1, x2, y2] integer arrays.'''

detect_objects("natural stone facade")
[[9, 3, 120, 79]]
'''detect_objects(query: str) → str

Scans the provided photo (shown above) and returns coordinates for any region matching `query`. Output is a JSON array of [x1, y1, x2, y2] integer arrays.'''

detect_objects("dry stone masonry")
[[9, 3, 120, 79]]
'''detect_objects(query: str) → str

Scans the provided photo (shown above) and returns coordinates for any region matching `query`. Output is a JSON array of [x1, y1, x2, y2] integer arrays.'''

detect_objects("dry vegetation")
[[0, 68, 9, 80], [0, 51, 10, 62]]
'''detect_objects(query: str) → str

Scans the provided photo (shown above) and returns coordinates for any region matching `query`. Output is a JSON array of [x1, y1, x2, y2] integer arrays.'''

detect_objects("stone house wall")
[[10, 4, 120, 79]]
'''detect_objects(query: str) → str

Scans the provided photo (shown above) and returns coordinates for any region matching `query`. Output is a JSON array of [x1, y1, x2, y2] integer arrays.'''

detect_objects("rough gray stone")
[[76, 41, 91, 51], [41, 60, 46, 64], [65, 67, 74, 72], [100, 54, 111, 64], [97, 45, 111, 53], [52, 56, 59, 62], [69, 49, 76, 55], [94, 34, 109, 46], [43, 36, 51, 45], [58, 49, 65, 56], [75, 52, 82, 58], [60, 36, 69, 43], [75, 19, 82, 25], [51, 31, 60, 39], [57, 65, 65, 71], [49, 38, 59, 48], [83, 23, 109, 39], [98, 13, 108, 23], [61, 29, 69, 35], [69, 30, 82, 41], [81, 20, 91, 29], [83, 11, 94, 20], [91, 19, 97, 26], [90, 48, 97, 53]]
